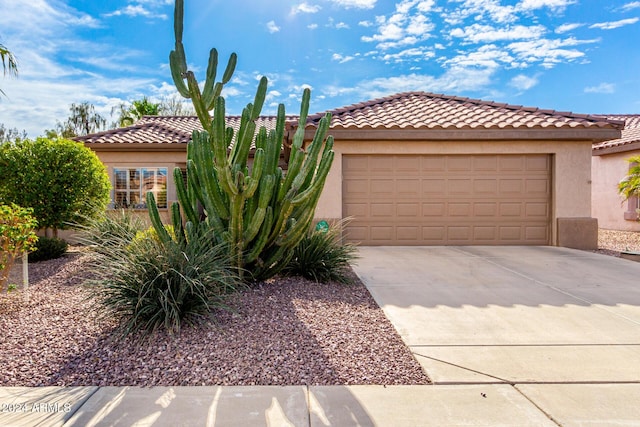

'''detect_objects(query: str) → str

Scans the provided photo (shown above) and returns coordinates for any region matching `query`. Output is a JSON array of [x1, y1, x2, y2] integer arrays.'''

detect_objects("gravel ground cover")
[[597, 229, 640, 255], [0, 252, 429, 387]]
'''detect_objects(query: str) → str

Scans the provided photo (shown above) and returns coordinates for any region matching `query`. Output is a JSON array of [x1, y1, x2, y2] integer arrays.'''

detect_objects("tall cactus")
[[147, 0, 334, 281]]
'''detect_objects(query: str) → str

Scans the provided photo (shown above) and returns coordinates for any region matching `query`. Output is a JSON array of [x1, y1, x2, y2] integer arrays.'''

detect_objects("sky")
[[0, 0, 639, 137]]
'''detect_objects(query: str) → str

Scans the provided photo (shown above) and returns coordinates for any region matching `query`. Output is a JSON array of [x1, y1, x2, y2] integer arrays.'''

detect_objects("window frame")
[[112, 167, 168, 209]]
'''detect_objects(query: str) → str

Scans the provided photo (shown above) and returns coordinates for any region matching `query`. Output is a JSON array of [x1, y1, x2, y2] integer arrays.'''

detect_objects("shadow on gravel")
[[43, 275, 427, 388]]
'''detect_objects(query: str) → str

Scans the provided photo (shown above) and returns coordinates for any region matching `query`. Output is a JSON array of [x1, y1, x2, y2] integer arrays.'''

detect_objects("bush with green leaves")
[[619, 156, 640, 216], [85, 218, 242, 336], [0, 203, 38, 291], [0, 137, 110, 236], [284, 220, 358, 284], [28, 236, 68, 262]]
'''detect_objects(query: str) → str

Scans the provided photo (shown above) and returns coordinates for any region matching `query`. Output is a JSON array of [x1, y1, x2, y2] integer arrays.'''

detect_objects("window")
[[113, 167, 167, 209]]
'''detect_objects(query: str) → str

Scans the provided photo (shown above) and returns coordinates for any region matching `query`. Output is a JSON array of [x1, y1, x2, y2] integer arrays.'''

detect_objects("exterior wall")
[[592, 151, 640, 231], [315, 139, 596, 246]]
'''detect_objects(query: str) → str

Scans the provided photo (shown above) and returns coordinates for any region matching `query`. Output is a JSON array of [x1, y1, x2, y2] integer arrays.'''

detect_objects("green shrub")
[[87, 224, 242, 337], [0, 204, 38, 291], [0, 137, 111, 235], [284, 219, 358, 284], [29, 236, 68, 262]]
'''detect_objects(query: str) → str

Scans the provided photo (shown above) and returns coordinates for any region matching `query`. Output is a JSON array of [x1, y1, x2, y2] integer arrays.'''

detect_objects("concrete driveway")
[[353, 246, 640, 424]]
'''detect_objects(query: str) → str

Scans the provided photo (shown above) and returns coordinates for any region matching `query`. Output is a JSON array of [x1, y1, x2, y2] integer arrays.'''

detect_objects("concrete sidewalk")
[[0, 384, 562, 426], [2, 246, 640, 426]]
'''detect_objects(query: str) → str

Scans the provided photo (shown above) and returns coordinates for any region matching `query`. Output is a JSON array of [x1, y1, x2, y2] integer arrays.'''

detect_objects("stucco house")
[[592, 115, 640, 232], [77, 91, 623, 249]]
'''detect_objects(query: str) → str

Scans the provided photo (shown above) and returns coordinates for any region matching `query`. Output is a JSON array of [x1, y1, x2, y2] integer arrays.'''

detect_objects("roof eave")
[[305, 127, 622, 142], [593, 140, 640, 156], [84, 142, 188, 152]]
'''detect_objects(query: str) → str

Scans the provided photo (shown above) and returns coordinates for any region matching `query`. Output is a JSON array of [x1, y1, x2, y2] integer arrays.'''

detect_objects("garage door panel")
[[371, 203, 394, 218], [423, 203, 445, 216], [398, 203, 420, 216], [474, 156, 498, 171], [448, 179, 472, 194], [449, 203, 471, 217], [343, 154, 551, 245], [448, 156, 472, 170], [423, 179, 447, 195]]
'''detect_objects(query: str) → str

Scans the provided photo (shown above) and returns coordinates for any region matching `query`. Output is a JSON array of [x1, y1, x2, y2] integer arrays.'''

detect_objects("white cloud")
[[507, 37, 598, 68], [361, 2, 435, 50], [584, 82, 615, 94], [359, 20, 373, 27], [555, 23, 583, 34], [105, 5, 167, 19], [589, 18, 639, 30], [509, 74, 538, 90], [267, 20, 281, 33], [620, 2, 640, 12], [291, 2, 322, 15], [308, 23, 319, 29], [450, 24, 546, 43], [336, 22, 350, 29], [328, 0, 376, 9], [381, 47, 435, 62], [444, 44, 515, 69], [332, 53, 355, 63], [518, 0, 576, 12]]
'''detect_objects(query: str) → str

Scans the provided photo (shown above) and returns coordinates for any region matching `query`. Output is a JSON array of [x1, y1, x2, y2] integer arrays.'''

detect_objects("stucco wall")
[[315, 139, 596, 246], [592, 151, 640, 231]]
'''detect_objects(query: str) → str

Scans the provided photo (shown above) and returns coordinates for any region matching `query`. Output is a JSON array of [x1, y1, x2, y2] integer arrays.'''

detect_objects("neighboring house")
[[592, 115, 640, 232], [77, 91, 623, 249]]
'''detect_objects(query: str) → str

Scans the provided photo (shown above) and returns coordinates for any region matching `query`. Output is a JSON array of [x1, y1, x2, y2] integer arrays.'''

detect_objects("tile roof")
[[592, 115, 640, 152], [75, 115, 294, 146], [306, 92, 625, 131]]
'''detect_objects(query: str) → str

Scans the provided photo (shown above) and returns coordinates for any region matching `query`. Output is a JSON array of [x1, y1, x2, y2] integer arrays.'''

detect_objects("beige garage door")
[[343, 154, 551, 245]]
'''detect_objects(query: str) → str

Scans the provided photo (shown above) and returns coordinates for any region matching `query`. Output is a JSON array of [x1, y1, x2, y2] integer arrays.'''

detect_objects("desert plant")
[[87, 223, 241, 336], [76, 209, 149, 251], [28, 236, 68, 262], [284, 219, 358, 284], [0, 137, 111, 236], [619, 156, 640, 209], [147, 0, 335, 282], [0, 203, 38, 291]]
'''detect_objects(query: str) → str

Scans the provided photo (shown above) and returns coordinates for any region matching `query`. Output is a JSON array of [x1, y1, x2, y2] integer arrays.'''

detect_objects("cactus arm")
[[174, 0, 184, 42], [169, 51, 190, 98], [201, 48, 219, 108], [147, 192, 172, 245], [186, 72, 211, 129], [243, 148, 264, 198], [243, 174, 275, 243], [245, 206, 273, 264], [290, 148, 334, 205], [170, 202, 186, 245], [230, 107, 256, 169], [222, 53, 237, 84], [173, 167, 199, 225]]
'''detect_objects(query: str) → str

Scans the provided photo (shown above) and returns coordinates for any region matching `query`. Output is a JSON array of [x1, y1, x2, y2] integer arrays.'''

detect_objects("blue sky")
[[0, 0, 639, 137]]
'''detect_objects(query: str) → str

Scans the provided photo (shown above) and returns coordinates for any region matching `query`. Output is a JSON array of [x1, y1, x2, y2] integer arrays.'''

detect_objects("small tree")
[[112, 97, 161, 127], [0, 204, 38, 292], [0, 137, 111, 236], [619, 156, 640, 218], [47, 102, 108, 138]]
